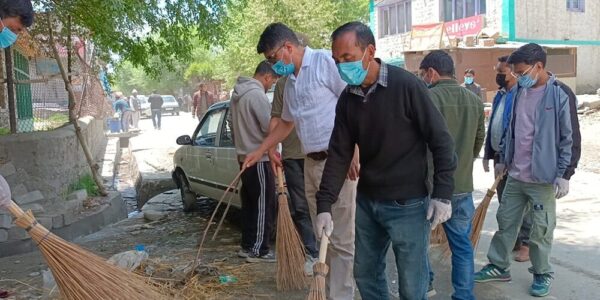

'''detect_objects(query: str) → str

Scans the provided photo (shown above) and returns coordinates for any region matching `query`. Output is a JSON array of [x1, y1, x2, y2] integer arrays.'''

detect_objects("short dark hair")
[[254, 60, 277, 77], [498, 55, 509, 63], [331, 21, 376, 49], [257, 23, 299, 54], [0, 0, 34, 27], [464, 68, 475, 75], [419, 50, 455, 77], [507, 43, 547, 67]]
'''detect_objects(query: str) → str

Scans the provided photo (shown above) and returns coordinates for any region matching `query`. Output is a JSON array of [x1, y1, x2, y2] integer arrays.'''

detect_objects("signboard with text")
[[444, 15, 484, 39]]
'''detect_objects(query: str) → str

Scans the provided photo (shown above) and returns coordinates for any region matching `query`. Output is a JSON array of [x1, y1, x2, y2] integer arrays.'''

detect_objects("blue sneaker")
[[530, 273, 553, 297], [474, 264, 511, 283]]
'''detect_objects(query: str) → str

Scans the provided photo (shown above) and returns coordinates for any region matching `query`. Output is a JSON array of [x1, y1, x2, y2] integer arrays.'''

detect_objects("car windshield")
[[162, 96, 177, 102]]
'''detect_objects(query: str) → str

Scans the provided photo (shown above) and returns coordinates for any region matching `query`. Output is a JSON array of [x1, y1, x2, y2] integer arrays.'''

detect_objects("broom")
[[275, 166, 308, 291], [306, 233, 329, 300], [1, 200, 166, 299], [430, 176, 504, 255]]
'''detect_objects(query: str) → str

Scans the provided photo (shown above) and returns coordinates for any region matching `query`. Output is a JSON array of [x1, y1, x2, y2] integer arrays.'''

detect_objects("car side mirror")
[[176, 135, 192, 145]]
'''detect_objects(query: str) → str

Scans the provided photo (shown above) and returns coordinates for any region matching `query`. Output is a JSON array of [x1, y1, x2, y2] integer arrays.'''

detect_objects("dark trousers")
[[494, 154, 531, 246], [283, 159, 318, 258], [151, 109, 162, 129], [120, 111, 132, 132], [240, 162, 277, 256]]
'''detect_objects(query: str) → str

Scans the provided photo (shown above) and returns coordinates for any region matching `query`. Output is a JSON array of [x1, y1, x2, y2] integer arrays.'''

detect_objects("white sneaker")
[[304, 256, 318, 276]]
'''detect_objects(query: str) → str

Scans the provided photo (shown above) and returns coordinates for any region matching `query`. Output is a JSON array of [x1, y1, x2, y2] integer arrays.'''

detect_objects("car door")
[[188, 108, 226, 200], [214, 107, 242, 207]]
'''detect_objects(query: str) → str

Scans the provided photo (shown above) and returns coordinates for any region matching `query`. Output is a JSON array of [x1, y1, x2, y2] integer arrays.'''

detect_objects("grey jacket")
[[230, 76, 271, 162], [499, 74, 573, 184]]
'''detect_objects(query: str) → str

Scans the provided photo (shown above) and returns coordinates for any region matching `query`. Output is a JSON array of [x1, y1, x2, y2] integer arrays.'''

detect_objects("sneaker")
[[304, 256, 318, 276], [246, 251, 276, 263], [427, 282, 437, 297], [237, 249, 251, 258], [530, 273, 553, 297], [474, 264, 511, 283]]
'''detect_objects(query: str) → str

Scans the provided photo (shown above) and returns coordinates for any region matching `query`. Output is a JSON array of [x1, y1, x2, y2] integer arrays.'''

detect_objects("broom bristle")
[[306, 262, 328, 300], [9, 202, 166, 299], [470, 190, 493, 249], [276, 195, 308, 291]]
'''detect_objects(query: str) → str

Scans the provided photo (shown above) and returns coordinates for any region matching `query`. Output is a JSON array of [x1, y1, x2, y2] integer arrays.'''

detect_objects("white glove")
[[494, 163, 506, 179], [0, 175, 11, 209], [483, 159, 490, 173], [554, 177, 569, 199], [316, 212, 333, 238], [427, 198, 452, 230]]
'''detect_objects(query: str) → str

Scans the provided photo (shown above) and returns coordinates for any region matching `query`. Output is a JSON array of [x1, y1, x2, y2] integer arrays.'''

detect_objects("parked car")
[[161, 95, 180, 115], [137, 95, 151, 118], [172, 101, 240, 211]]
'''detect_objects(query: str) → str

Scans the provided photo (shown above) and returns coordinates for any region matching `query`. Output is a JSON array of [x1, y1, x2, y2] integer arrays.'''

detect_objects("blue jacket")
[[499, 75, 578, 184], [483, 88, 514, 160]]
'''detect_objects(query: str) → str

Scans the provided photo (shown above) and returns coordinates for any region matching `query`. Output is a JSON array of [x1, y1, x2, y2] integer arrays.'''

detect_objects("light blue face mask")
[[0, 19, 17, 49], [517, 65, 539, 88], [464, 76, 474, 85], [271, 47, 295, 76], [337, 49, 370, 86]]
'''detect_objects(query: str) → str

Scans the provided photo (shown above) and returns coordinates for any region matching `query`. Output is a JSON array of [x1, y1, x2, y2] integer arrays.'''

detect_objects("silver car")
[[161, 95, 180, 115]]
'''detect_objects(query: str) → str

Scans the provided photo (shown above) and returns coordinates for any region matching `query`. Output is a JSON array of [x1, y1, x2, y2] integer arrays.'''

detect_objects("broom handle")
[[277, 166, 285, 193], [6, 200, 25, 217], [318, 234, 329, 263]]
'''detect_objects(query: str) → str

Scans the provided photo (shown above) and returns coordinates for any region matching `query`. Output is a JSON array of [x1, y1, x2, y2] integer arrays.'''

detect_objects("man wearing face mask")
[[0, 0, 34, 48], [245, 22, 359, 299], [419, 50, 484, 300], [230, 61, 280, 262], [475, 43, 581, 298], [316, 22, 456, 300], [461, 69, 483, 101]]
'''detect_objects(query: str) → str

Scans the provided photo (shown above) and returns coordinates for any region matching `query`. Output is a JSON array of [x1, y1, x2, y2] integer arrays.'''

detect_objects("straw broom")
[[275, 166, 308, 291], [306, 234, 329, 300], [2, 200, 166, 299], [430, 176, 504, 255]]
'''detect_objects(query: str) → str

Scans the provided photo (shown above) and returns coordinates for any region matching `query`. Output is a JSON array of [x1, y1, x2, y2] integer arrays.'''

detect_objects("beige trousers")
[[305, 157, 357, 300]]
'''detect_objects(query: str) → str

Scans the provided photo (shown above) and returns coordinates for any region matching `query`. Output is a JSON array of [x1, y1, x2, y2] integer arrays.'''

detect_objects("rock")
[[13, 191, 44, 205], [107, 250, 149, 271], [14, 260, 20, 264], [52, 214, 65, 229], [67, 189, 88, 202], [10, 184, 28, 197], [0, 215, 12, 229], [8, 226, 29, 241], [0, 162, 16, 177], [141, 224, 155, 230], [29, 272, 40, 277], [143, 210, 167, 222], [63, 210, 77, 226], [21, 203, 44, 215], [0, 229, 8, 242], [36, 216, 53, 229]]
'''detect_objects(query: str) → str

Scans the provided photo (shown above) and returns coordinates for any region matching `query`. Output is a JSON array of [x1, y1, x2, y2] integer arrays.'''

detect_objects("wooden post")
[[4, 47, 17, 133]]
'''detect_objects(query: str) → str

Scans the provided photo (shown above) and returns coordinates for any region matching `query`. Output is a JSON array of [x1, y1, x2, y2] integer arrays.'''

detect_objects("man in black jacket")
[[148, 91, 163, 130], [316, 22, 457, 300]]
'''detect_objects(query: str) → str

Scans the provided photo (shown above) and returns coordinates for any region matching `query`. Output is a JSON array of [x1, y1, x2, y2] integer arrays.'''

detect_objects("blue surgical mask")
[[517, 66, 539, 89], [0, 19, 17, 48], [464, 76, 474, 85], [337, 49, 370, 86], [272, 48, 295, 76]]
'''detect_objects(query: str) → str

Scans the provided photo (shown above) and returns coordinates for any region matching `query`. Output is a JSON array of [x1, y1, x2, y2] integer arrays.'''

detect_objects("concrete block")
[[8, 226, 29, 241], [143, 210, 167, 222], [0, 214, 12, 229], [11, 183, 28, 197], [0, 162, 16, 177], [21, 203, 44, 215], [14, 190, 44, 205], [36, 216, 53, 229], [52, 214, 64, 229], [68, 189, 88, 202], [65, 198, 84, 212], [0, 229, 7, 242], [63, 210, 78, 226]]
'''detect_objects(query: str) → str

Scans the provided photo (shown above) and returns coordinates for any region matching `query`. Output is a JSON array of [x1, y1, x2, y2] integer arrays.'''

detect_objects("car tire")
[[178, 172, 196, 212]]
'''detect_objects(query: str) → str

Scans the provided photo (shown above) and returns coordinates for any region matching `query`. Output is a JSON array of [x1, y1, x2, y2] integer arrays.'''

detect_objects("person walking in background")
[[475, 43, 581, 298], [461, 68, 483, 101], [419, 50, 485, 300], [270, 75, 319, 268], [244, 22, 360, 299], [0, 0, 34, 49], [230, 61, 279, 262], [192, 83, 215, 121], [129, 89, 141, 129], [113, 92, 133, 132], [148, 91, 163, 130]]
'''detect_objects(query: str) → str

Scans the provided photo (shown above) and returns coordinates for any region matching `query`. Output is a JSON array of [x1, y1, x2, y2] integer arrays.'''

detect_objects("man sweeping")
[[231, 60, 279, 262], [419, 50, 485, 300], [244, 22, 359, 299], [316, 22, 456, 300]]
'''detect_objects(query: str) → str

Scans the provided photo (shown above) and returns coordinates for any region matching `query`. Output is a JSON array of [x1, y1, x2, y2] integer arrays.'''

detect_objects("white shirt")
[[282, 47, 347, 154]]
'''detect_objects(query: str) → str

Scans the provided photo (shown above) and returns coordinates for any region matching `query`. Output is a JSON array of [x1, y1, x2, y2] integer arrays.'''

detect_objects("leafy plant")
[[69, 174, 100, 197], [0, 127, 10, 136]]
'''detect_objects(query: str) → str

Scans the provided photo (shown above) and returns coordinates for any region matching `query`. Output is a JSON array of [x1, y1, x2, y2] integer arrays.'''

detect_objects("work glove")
[[316, 212, 333, 238], [427, 198, 451, 230], [554, 177, 569, 199], [483, 159, 490, 173], [0, 175, 11, 209], [494, 163, 506, 179]]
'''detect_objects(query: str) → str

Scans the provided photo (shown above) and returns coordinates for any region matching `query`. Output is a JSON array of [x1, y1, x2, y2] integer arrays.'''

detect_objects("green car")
[[172, 101, 241, 212]]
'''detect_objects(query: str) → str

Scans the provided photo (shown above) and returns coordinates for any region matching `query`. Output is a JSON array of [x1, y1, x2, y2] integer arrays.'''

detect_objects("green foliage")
[[0, 128, 10, 136], [69, 174, 100, 197]]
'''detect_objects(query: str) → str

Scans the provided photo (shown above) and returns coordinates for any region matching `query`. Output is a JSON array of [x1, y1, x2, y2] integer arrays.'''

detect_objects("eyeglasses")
[[510, 65, 534, 79], [266, 44, 285, 63]]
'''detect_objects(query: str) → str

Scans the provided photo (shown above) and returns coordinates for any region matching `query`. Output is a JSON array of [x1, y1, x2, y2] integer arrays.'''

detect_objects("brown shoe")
[[514, 245, 530, 262]]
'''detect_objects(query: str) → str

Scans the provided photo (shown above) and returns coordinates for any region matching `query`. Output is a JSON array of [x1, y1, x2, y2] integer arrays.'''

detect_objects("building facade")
[[370, 0, 600, 93]]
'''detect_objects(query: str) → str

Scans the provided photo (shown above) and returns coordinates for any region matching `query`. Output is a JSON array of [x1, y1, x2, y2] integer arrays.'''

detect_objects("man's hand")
[[554, 177, 569, 199], [316, 212, 333, 238], [483, 159, 490, 173], [243, 150, 265, 170], [0, 175, 11, 208], [494, 163, 506, 179], [347, 145, 360, 180], [427, 198, 452, 230], [268, 149, 282, 174]]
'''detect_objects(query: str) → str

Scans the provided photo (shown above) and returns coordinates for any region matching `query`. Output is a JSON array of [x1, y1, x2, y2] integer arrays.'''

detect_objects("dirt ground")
[[578, 109, 600, 174]]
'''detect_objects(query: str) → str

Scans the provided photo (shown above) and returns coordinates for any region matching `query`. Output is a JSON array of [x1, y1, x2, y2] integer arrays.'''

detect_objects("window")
[[194, 109, 224, 146], [220, 109, 235, 148], [378, 0, 412, 38], [444, 0, 486, 22], [567, 0, 585, 12]]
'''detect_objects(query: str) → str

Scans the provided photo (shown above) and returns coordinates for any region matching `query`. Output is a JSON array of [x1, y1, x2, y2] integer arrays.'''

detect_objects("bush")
[[69, 174, 100, 197], [0, 127, 9, 136]]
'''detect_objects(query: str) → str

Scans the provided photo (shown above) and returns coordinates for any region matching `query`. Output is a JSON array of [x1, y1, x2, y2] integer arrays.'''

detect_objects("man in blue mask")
[[475, 43, 581, 298], [245, 22, 360, 299], [318, 22, 456, 300], [0, 0, 34, 48], [460, 68, 483, 102]]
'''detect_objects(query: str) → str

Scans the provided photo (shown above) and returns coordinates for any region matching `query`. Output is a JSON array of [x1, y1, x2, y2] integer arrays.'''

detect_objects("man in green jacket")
[[420, 50, 485, 300]]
